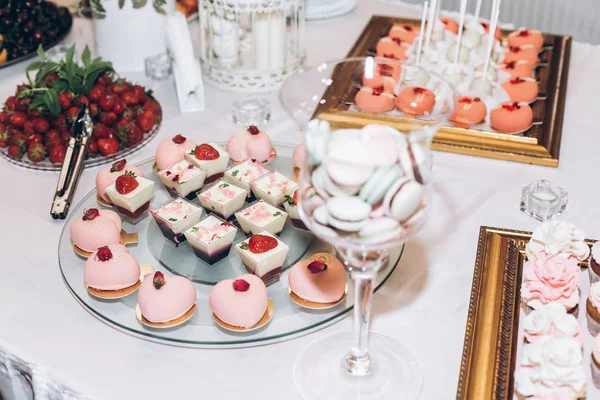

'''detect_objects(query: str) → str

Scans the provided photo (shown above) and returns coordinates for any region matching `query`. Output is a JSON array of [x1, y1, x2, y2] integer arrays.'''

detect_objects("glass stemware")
[[280, 57, 457, 399]]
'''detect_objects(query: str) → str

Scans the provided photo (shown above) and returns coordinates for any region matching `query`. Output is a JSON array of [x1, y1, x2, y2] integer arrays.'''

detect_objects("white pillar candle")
[[254, 12, 271, 70], [269, 10, 286, 69]]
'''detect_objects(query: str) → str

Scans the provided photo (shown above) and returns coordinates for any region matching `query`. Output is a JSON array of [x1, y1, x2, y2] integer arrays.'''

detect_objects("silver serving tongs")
[[50, 105, 93, 220]]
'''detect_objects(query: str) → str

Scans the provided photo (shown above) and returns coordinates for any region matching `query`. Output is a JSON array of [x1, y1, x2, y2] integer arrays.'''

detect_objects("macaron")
[[500, 60, 534, 78], [383, 178, 424, 222], [504, 44, 540, 66], [355, 86, 396, 114], [326, 196, 372, 232], [359, 165, 401, 205], [362, 75, 397, 93], [325, 158, 375, 189], [396, 86, 436, 116], [508, 29, 544, 52], [501, 77, 539, 103], [358, 217, 404, 243], [450, 96, 487, 128], [490, 101, 533, 134]]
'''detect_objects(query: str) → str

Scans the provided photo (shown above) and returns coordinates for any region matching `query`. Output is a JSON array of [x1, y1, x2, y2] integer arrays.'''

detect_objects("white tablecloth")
[[1, 1, 600, 399]]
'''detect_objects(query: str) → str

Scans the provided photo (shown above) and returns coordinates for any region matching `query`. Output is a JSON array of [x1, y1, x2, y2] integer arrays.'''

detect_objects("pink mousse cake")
[[70, 208, 122, 252], [84, 244, 140, 291], [155, 134, 197, 171], [138, 271, 196, 323], [226, 125, 276, 164], [96, 159, 143, 204], [288, 253, 346, 303], [183, 215, 238, 264], [209, 274, 268, 328]]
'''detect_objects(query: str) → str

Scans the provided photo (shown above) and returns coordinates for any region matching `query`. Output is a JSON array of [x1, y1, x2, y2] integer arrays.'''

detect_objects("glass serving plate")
[[58, 143, 403, 348]]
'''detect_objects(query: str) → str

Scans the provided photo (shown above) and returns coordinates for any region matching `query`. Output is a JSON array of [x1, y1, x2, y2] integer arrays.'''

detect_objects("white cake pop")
[[403, 65, 431, 87], [446, 42, 470, 64], [469, 77, 493, 96], [442, 63, 468, 87], [475, 64, 497, 81], [461, 19, 484, 49]]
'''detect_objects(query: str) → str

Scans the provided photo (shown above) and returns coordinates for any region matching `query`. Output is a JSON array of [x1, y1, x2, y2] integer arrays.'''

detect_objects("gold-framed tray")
[[456, 226, 596, 399], [316, 15, 572, 167]]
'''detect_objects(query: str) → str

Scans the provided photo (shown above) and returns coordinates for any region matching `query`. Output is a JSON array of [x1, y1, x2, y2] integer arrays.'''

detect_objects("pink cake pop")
[[376, 37, 409, 61], [490, 102, 533, 133], [504, 44, 540, 66], [388, 24, 420, 44], [396, 86, 436, 116], [501, 77, 539, 103], [508, 29, 544, 52], [450, 96, 487, 128], [355, 86, 396, 114], [500, 60, 534, 78]]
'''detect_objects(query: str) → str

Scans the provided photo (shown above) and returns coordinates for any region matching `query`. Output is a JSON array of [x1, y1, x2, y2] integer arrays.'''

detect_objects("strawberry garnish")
[[413, 87, 426, 94], [83, 208, 100, 221], [194, 144, 219, 160], [172, 134, 186, 144], [248, 126, 260, 135], [110, 159, 126, 173], [391, 37, 402, 46], [518, 30, 530, 37], [232, 279, 250, 292], [458, 96, 473, 104], [247, 234, 278, 254], [96, 246, 113, 261], [153, 271, 166, 289], [510, 46, 521, 53], [504, 61, 516, 69], [502, 102, 521, 111], [307, 260, 328, 274], [115, 171, 139, 194], [383, 53, 398, 60], [474, 97, 481, 102]]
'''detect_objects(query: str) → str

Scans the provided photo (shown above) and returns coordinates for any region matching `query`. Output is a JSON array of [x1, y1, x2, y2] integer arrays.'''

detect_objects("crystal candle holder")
[[231, 97, 271, 126], [145, 52, 172, 81], [520, 180, 568, 221]]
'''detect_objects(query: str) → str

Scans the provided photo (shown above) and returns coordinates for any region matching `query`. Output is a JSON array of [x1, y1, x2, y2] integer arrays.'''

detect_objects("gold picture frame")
[[456, 226, 593, 400], [316, 15, 572, 167]]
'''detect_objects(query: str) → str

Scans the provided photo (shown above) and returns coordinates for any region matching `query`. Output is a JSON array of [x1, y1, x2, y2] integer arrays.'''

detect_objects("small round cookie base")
[[288, 284, 348, 310], [73, 230, 139, 258], [231, 147, 277, 166], [136, 303, 197, 329], [86, 263, 154, 300], [213, 298, 274, 332], [96, 194, 113, 207]]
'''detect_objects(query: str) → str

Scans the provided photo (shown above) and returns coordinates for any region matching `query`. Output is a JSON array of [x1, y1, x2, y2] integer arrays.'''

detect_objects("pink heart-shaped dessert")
[[289, 253, 347, 303], [209, 274, 268, 328], [70, 209, 123, 252], [138, 273, 196, 323], [84, 244, 140, 290]]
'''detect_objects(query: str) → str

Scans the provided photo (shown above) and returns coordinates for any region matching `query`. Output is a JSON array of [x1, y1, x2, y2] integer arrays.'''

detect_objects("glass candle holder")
[[231, 97, 271, 126], [145, 52, 173, 81], [520, 179, 568, 221]]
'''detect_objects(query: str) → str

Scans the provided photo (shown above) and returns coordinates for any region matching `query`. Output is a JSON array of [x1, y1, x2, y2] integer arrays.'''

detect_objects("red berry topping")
[[110, 159, 127, 173], [115, 171, 139, 195], [172, 134, 186, 144], [153, 271, 166, 289], [194, 144, 219, 160], [96, 246, 113, 261], [518, 30, 530, 37], [510, 46, 521, 53], [247, 234, 278, 254], [383, 53, 398, 60], [172, 174, 180, 182], [504, 61, 516, 69], [458, 96, 473, 104], [501, 102, 522, 111], [413, 87, 426, 94], [391, 37, 402, 45], [403, 25, 413, 31], [83, 208, 100, 221], [307, 260, 328, 274], [474, 97, 481, 102], [248, 126, 260, 135], [232, 278, 250, 292], [373, 86, 384, 95], [187, 164, 194, 169], [510, 77, 525, 84]]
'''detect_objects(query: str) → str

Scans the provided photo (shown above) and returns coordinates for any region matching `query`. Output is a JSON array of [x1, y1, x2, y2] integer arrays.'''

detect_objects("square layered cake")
[[150, 197, 204, 245], [235, 232, 289, 283], [196, 179, 247, 219], [250, 171, 298, 207], [158, 160, 206, 198], [235, 200, 288, 235], [224, 160, 272, 192], [282, 189, 308, 230], [184, 143, 230, 184], [184, 215, 238, 264], [106, 175, 155, 223]]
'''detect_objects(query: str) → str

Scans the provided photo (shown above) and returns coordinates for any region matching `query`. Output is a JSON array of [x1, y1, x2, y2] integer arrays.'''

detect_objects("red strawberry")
[[232, 279, 250, 292], [110, 79, 129, 95], [45, 139, 64, 151], [23, 120, 34, 135], [45, 129, 60, 143], [110, 159, 127, 172], [27, 107, 44, 119], [26, 133, 43, 148], [10, 132, 26, 149], [5, 96, 16, 111], [96, 246, 113, 261], [143, 99, 162, 123], [14, 97, 29, 112], [43, 72, 59, 86], [0, 111, 8, 124], [115, 171, 139, 194], [126, 125, 143, 145], [89, 103, 99, 118], [15, 84, 30, 97], [97, 137, 119, 156], [307, 260, 328, 273], [248, 125, 259, 135], [136, 110, 154, 133], [9, 112, 27, 127], [53, 114, 69, 132], [153, 271, 165, 289], [112, 99, 125, 115], [8, 126, 22, 137], [7, 145, 23, 159], [99, 94, 116, 112], [61, 131, 72, 143], [121, 92, 139, 106], [27, 143, 46, 162], [32, 117, 49, 133], [75, 95, 89, 107], [49, 145, 67, 164], [58, 92, 73, 110], [82, 208, 100, 220], [96, 75, 112, 86], [172, 134, 186, 144], [99, 111, 117, 126], [246, 234, 278, 254], [194, 144, 219, 160], [66, 107, 80, 124], [121, 107, 135, 121], [106, 128, 116, 141], [0, 124, 8, 147], [88, 85, 105, 102], [132, 85, 147, 103], [87, 139, 98, 155]]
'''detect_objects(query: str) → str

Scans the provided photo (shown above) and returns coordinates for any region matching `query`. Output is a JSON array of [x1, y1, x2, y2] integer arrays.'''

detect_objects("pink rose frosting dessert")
[[84, 244, 140, 291], [521, 252, 581, 311], [138, 271, 196, 323], [526, 220, 590, 263], [155, 134, 197, 171], [209, 274, 268, 328], [96, 159, 143, 204], [226, 125, 276, 164], [70, 208, 122, 252], [522, 303, 583, 346], [289, 253, 346, 303]]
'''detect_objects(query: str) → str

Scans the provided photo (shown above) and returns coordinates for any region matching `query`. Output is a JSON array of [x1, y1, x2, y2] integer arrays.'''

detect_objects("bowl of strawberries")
[[0, 44, 162, 171]]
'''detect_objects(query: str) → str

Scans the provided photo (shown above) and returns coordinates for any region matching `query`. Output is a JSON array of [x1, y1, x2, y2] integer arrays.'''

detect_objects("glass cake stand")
[[58, 143, 404, 348]]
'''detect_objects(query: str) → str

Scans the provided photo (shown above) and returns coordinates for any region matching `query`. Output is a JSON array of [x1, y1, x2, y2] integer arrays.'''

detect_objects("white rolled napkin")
[[166, 12, 205, 112]]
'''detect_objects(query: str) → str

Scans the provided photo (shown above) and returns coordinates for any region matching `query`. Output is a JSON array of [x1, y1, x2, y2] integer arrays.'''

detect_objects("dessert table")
[[1, 0, 600, 399]]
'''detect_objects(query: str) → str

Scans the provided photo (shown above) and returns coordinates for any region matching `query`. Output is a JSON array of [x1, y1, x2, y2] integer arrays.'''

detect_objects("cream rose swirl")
[[521, 252, 581, 310], [523, 303, 582, 345], [527, 220, 590, 262]]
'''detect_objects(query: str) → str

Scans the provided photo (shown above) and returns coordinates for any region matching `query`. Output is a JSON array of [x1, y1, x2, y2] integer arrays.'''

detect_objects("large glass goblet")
[[280, 57, 456, 400]]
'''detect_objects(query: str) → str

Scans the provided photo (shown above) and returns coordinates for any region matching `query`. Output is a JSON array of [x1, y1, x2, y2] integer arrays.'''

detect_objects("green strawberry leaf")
[[43, 89, 61, 116], [25, 61, 45, 86], [81, 46, 91, 67]]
